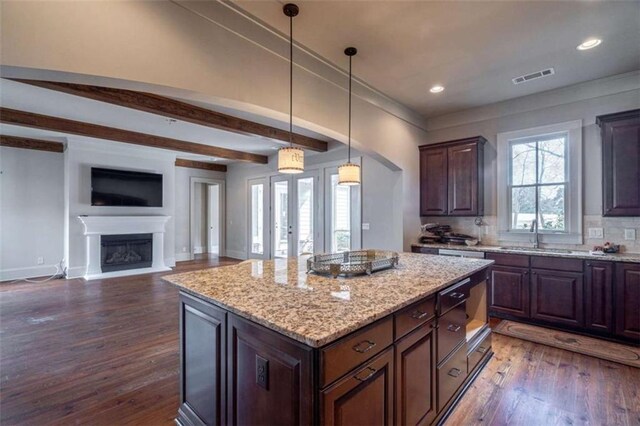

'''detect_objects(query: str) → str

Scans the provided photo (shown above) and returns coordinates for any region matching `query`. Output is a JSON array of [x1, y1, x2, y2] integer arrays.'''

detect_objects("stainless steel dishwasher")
[[438, 249, 485, 259]]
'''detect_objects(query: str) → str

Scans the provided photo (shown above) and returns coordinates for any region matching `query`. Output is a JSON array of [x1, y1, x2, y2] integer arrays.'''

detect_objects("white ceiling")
[[235, 0, 640, 118], [0, 79, 330, 163]]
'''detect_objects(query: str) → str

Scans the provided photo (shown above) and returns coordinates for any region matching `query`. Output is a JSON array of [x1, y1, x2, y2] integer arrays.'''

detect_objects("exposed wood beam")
[[175, 158, 227, 173], [0, 108, 268, 164], [0, 135, 64, 153], [12, 79, 329, 152]]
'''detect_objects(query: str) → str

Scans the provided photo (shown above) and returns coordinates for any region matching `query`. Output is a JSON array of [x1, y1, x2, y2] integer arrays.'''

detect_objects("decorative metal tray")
[[306, 250, 399, 278]]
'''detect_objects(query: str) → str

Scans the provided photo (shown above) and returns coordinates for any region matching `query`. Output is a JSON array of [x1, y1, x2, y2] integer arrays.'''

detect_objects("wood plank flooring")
[[2, 258, 639, 425]]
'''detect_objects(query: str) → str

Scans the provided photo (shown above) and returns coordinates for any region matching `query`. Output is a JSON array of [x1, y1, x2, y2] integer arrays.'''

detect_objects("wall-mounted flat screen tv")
[[91, 167, 163, 207]]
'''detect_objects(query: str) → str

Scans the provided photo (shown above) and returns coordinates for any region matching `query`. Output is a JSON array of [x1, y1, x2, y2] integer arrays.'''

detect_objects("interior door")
[[248, 178, 268, 259]]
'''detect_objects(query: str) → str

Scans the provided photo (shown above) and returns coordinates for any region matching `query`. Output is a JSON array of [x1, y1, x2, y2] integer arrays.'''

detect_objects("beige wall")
[[0, 0, 426, 250]]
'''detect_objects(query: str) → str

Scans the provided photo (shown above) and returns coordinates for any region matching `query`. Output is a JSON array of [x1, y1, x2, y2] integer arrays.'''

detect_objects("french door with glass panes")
[[247, 172, 319, 259], [324, 166, 361, 253]]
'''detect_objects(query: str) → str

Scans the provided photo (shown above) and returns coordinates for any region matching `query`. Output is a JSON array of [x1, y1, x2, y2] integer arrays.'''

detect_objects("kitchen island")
[[163, 253, 494, 426]]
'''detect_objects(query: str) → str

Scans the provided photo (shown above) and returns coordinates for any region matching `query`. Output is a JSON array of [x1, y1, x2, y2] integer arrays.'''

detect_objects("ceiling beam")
[[12, 79, 329, 152], [176, 158, 227, 173], [0, 108, 268, 164], [0, 135, 64, 153]]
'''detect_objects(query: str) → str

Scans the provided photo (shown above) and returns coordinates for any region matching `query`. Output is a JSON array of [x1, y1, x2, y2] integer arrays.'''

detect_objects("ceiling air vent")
[[512, 68, 555, 85]]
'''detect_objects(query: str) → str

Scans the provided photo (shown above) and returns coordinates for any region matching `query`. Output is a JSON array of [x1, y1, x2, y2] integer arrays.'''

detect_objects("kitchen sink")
[[498, 246, 576, 254]]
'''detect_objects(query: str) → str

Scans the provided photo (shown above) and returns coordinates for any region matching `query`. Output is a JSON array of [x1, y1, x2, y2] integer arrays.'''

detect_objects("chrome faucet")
[[529, 219, 540, 249]]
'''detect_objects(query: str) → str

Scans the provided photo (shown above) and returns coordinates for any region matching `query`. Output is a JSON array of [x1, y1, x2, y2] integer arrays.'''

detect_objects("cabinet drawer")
[[467, 329, 491, 374], [437, 302, 466, 362], [438, 279, 470, 315], [486, 252, 530, 268], [437, 343, 468, 412], [320, 317, 393, 387], [395, 296, 436, 340], [531, 256, 583, 272]]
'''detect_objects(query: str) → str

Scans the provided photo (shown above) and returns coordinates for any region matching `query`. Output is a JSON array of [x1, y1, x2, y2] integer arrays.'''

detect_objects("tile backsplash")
[[420, 215, 640, 253]]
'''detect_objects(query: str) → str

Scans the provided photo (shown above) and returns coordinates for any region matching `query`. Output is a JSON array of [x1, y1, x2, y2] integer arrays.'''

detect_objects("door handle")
[[352, 340, 376, 353], [447, 324, 461, 332], [354, 367, 377, 382], [447, 368, 462, 378], [411, 310, 428, 320]]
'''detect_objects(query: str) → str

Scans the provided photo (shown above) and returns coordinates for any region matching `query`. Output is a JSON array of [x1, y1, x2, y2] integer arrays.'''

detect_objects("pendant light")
[[338, 47, 361, 186], [278, 3, 304, 174]]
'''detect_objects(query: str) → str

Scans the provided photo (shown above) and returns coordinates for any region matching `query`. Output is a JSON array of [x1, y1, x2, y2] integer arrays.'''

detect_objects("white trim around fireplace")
[[77, 215, 171, 280]]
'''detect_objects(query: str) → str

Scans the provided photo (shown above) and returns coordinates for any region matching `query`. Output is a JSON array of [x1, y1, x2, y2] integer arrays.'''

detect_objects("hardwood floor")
[[1, 260, 638, 425]]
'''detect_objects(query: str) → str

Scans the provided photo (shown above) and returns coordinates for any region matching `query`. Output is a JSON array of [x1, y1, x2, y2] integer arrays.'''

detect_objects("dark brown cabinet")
[[178, 293, 227, 426], [585, 261, 614, 333], [227, 314, 314, 426], [614, 263, 640, 341], [395, 323, 437, 426], [488, 266, 530, 318], [597, 109, 640, 216], [321, 347, 394, 426], [419, 136, 485, 217], [531, 269, 584, 328]]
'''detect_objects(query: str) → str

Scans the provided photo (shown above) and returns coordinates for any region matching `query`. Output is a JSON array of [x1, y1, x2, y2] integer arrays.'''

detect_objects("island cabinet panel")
[[585, 261, 614, 333], [437, 302, 467, 363], [394, 296, 436, 340], [321, 347, 394, 426], [437, 343, 468, 413], [531, 269, 584, 327], [615, 263, 640, 341], [420, 147, 448, 216], [178, 293, 226, 426], [227, 314, 314, 426], [597, 109, 640, 216], [447, 142, 481, 216], [320, 317, 393, 388], [395, 322, 437, 426], [488, 266, 530, 318]]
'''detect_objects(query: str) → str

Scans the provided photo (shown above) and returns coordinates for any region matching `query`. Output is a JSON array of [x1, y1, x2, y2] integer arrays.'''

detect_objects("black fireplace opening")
[[101, 233, 153, 273]]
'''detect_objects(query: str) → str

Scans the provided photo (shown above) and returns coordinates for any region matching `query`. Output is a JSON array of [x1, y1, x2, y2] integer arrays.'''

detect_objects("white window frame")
[[497, 120, 583, 245]]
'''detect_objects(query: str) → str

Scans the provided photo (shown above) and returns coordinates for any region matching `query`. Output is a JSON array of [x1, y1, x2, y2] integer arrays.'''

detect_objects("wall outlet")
[[37, 256, 44, 265], [588, 227, 604, 239], [255, 355, 269, 390], [362, 223, 370, 231], [624, 228, 636, 241]]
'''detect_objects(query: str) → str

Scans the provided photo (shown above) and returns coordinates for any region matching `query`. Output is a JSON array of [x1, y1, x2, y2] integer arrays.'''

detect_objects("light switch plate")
[[588, 227, 604, 239], [37, 256, 44, 265], [624, 228, 636, 241], [362, 223, 370, 230]]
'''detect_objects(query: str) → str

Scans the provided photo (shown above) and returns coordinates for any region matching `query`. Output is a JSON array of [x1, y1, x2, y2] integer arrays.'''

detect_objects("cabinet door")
[[420, 147, 448, 216], [488, 266, 530, 318], [600, 111, 640, 216], [227, 314, 313, 426], [322, 347, 394, 426], [585, 261, 613, 333], [395, 323, 436, 426], [614, 263, 640, 341], [531, 269, 584, 327], [179, 293, 226, 426], [447, 142, 478, 216]]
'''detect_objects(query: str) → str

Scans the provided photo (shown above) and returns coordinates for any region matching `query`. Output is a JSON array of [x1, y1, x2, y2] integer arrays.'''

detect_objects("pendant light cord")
[[289, 13, 293, 148], [348, 54, 352, 163]]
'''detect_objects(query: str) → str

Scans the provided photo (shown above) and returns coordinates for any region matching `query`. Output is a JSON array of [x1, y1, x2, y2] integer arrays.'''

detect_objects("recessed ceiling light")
[[577, 38, 602, 50], [430, 85, 444, 94]]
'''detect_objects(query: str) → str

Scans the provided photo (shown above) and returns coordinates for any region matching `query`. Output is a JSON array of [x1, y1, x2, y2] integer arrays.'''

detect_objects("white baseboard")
[[193, 246, 204, 254], [84, 265, 172, 281], [165, 257, 176, 268], [0, 264, 62, 282], [225, 249, 247, 260], [209, 245, 220, 253], [175, 252, 191, 262], [66, 266, 86, 279]]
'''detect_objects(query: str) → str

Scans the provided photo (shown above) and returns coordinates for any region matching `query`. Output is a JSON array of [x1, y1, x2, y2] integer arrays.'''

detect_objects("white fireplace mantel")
[[77, 215, 171, 280]]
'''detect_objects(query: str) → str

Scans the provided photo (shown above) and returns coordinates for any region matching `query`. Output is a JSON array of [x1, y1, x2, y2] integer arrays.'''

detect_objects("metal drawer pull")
[[476, 346, 487, 354], [448, 368, 462, 378], [352, 340, 376, 353], [447, 324, 461, 332], [354, 367, 377, 382], [411, 310, 428, 320], [449, 292, 466, 300]]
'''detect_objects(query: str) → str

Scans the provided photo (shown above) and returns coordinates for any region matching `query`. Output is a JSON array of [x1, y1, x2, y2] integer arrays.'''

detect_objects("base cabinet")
[[615, 263, 640, 341], [321, 348, 394, 426], [395, 323, 437, 426], [488, 266, 529, 318], [531, 269, 584, 328], [585, 261, 614, 332]]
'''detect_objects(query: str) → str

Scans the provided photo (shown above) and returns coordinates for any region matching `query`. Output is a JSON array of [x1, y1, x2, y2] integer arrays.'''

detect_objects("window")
[[509, 134, 567, 232], [297, 177, 314, 255], [331, 174, 351, 252], [497, 120, 582, 244], [250, 183, 264, 255]]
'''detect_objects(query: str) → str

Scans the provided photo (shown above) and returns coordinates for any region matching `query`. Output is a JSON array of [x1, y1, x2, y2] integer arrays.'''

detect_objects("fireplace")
[[101, 233, 153, 273]]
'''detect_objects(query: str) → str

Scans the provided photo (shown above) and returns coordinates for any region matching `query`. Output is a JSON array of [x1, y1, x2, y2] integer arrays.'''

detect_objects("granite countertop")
[[411, 242, 640, 263], [163, 253, 493, 348]]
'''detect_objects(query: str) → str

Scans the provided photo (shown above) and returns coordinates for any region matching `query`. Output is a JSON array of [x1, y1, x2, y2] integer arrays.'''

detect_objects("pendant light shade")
[[338, 47, 360, 186], [278, 3, 305, 174]]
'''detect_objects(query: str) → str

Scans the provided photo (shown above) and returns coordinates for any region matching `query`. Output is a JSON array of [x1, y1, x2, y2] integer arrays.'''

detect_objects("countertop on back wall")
[[412, 242, 640, 264]]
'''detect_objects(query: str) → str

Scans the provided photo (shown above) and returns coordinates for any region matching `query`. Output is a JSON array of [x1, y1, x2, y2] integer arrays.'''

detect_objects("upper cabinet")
[[419, 136, 486, 216], [597, 109, 640, 216]]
